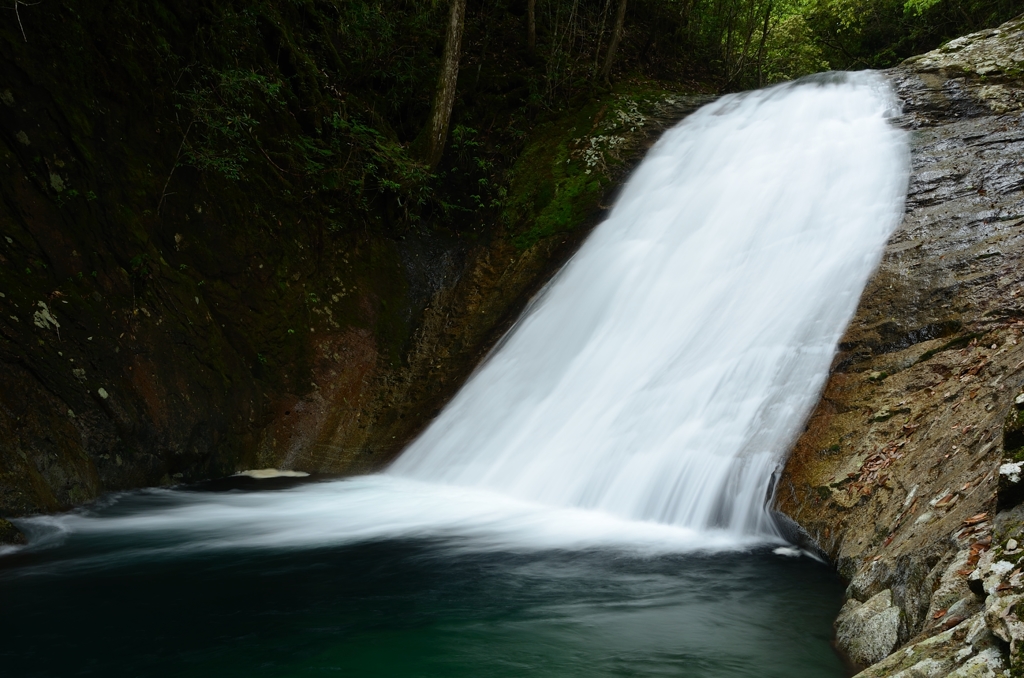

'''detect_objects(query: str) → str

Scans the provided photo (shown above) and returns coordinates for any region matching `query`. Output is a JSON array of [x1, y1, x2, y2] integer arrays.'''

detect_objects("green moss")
[[503, 87, 681, 251]]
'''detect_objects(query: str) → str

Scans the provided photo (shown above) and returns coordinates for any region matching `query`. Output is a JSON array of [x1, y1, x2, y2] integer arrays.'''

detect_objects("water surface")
[[1, 479, 846, 678]]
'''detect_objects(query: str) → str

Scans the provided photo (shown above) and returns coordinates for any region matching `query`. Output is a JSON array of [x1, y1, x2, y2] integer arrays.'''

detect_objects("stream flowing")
[[1, 73, 909, 677]]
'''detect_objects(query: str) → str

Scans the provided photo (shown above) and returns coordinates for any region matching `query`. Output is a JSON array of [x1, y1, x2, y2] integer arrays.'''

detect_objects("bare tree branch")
[[8, 1, 40, 43], [158, 122, 193, 215]]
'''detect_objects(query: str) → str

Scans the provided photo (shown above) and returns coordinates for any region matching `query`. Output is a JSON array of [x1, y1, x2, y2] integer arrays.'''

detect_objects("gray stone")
[[984, 592, 1024, 649], [837, 589, 902, 667], [946, 648, 1005, 677]]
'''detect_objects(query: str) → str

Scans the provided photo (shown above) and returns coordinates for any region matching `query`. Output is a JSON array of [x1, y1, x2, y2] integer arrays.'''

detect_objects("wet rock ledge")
[[776, 15, 1024, 677]]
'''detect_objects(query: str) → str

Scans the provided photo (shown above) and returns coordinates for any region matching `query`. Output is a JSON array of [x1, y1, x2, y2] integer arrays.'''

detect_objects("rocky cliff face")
[[777, 15, 1024, 676]]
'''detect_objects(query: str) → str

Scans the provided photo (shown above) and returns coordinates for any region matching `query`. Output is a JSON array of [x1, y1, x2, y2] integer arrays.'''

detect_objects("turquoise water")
[[0, 479, 847, 678]]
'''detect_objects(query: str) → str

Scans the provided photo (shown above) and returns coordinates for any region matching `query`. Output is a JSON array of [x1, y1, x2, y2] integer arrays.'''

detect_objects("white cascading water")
[[390, 72, 909, 535], [10, 73, 908, 557]]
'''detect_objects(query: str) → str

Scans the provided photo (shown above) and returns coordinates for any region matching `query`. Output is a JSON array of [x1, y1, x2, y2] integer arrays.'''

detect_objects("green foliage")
[[333, 0, 448, 134], [763, 13, 831, 82], [526, 0, 1024, 93], [501, 89, 673, 250], [177, 67, 285, 180], [150, 1, 455, 235], [800, 0, 1024, 69], [32, 0, 1024, 255], [904, 0, 943, 15], [325, 112, 435, 215]]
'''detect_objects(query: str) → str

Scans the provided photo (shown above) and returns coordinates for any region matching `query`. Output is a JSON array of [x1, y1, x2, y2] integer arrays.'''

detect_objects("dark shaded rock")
[[998, 459, 1024, 511], [769, 509, 829, 561], [0, 518, 25, 545], [1004, 394, 1024, 457]]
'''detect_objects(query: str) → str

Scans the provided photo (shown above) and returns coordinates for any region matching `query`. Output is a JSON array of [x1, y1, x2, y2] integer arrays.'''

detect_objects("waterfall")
[[11, 73, 908, 557], [389, 72, 908, 536]]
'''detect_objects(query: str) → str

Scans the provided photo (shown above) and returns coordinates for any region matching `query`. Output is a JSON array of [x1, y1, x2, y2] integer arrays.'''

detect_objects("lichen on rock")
[[837, 589, 903, 667]]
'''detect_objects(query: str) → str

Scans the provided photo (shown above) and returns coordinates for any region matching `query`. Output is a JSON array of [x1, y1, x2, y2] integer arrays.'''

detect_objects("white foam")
[[16, 476, 760, 556]]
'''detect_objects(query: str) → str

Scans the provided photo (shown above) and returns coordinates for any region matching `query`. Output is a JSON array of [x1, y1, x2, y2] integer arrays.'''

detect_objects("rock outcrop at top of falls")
[[776, 15, 1024, 676]]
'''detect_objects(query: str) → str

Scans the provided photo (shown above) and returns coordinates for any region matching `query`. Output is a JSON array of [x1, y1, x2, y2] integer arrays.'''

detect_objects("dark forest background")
[[105, 0, 1024, 235]]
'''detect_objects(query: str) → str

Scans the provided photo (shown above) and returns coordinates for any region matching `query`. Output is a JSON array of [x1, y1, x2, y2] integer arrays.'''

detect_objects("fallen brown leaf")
[[963, 513, 989, 526]]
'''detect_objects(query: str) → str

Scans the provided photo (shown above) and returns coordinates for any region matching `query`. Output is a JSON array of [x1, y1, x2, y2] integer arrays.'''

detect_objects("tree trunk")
[[416, 0, 467, 170], [755, 1, 774, 87], [593, 0, 613, 75], [600, 0, 628, 85], [527, 0, 537, 53]]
